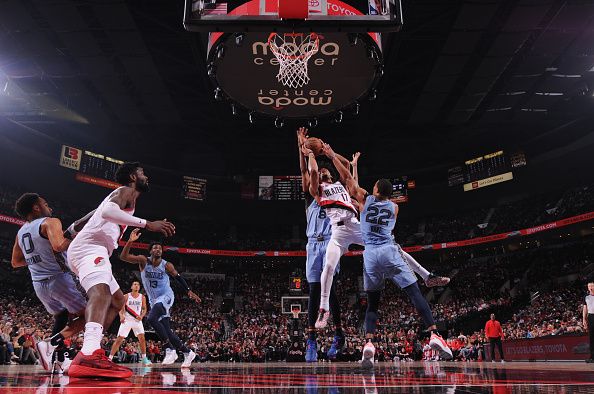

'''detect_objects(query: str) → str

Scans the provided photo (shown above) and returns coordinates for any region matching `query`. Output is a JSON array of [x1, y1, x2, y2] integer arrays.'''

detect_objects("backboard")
[[184, 0, 403, 32]]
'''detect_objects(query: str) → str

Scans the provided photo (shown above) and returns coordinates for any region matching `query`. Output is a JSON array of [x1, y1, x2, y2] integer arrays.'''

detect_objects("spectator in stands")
[[485, 314, 505, 363]]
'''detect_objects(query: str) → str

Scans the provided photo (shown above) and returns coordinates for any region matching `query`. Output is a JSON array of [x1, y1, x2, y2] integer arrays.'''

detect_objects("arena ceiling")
[[1, 0, 594, 178]]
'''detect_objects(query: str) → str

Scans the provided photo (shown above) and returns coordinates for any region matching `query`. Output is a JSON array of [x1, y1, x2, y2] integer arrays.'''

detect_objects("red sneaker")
[[67, 349, 133, 379]]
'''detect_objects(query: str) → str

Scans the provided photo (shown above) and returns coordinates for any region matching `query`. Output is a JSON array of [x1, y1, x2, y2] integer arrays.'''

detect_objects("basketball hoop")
[[268, 33, 319, 89]]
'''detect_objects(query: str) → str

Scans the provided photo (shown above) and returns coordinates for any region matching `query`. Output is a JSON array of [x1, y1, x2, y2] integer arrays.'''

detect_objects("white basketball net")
[[268, 33, 319, 89]]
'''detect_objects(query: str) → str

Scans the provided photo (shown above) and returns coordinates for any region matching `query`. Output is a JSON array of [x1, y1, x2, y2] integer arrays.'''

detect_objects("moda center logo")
[[251, 38, 340, 109]]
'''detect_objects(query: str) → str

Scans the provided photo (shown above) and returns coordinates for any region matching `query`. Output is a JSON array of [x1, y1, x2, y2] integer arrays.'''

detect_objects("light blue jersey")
[[16, 217, 68, 281], [141, 257, 174, 313], [305, 197, 334, 283], [306, 199, 332, 239], [361, 195, 396, 246], [361, 195, 416, 291]]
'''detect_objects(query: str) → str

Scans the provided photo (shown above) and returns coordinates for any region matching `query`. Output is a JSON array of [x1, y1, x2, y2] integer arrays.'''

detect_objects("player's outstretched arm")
[[306, 148, 321, 200], [119, 228, 148, 267], [323, 143, 367, 205], [43, 218, 71, 253], [10, 235, 26, 268], [107, 188, 176, 237], [297, 127, 310, 193], [165, 262, 201, 303], [351, 152, 361, 183]]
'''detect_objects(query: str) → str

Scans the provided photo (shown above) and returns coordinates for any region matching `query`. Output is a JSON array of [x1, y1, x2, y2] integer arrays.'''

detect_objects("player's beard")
[[136, 180, 150, 192]]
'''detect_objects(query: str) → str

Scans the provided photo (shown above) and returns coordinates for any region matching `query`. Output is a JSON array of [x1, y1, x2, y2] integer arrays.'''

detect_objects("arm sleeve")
[[101, 202, 147, 228], [174, 274, 191, 291]]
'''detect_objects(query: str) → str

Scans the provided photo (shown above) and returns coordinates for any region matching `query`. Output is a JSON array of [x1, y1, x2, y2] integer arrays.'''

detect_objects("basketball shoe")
[[68, 349, 133, 379], [36, 340, 55, 371], [181, 350, 196, 368], [327, 334, 345, 360], [429, 333, 453, 360], [425, 274, 450, 287], [305, 339, 318, 363], [361, 341, 375, 370], [162, 348, 179, 365], [315, 309, 330, 329]]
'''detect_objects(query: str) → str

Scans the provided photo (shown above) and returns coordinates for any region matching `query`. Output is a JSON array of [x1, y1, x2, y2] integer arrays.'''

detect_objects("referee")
[[584, 282, 594, 363]]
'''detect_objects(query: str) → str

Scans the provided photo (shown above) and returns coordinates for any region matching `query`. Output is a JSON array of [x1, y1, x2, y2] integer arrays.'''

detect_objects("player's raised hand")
[[128, 228, 142, 242], [146, 219, 176, 237], [321, 143, 336, 160], [297, 127, 308, 144], [188, 290, 201, 303], [351, 152, 361, 165], [301, 144, 314, 157]]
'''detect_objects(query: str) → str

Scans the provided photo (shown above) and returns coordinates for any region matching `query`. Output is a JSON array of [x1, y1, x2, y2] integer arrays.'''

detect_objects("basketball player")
[[297, 128, 349, 362], [66, 162, 175, 379], [321, 143, 452, 368], [119, 229, 200, 368], [108, 281, 151, 365], [307, 144, 364, 331], [10, 193, 87, 373]]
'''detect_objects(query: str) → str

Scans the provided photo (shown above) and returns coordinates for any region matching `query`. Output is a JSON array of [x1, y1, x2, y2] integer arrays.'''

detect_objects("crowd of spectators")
[[1, 182, 593, 251]]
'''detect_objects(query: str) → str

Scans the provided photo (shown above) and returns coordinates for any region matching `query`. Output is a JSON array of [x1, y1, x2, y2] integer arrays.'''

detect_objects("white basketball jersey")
[[125, 293, 143, 319], [69, 187, 134, 256], [318, 181, 358, 224]]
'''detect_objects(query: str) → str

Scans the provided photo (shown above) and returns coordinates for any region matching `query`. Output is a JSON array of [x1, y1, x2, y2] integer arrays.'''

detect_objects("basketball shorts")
[[117, 318, 145, 337], [67, 245, 120, 294], [152, 292, 175, 320], [329, 217, 364, 254], [33, 272, 87, 315], [363, 243, 417, 292], [306, 237, 340, 282]]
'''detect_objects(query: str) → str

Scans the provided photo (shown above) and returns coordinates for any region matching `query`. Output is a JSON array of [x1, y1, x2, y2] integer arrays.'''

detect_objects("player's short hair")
[[588, 281, 594, 286], [376, 179, 393, 198], [115, 161, 141, 185], [317, 160, 338, 181], [132, 280, 140, 286], [149, 241, 163, 252], [14, 193, 41, 218]]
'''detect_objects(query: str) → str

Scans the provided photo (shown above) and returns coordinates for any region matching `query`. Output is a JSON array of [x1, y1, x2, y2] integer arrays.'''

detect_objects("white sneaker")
[[36, 340, 56, 371], [429, 333, 453, 361], [361, 342, 375, 369], [162, 348, 179, 365], [181, 350, 196, 368], [315, 309, 330, 329], [501, 360, 506, 363]]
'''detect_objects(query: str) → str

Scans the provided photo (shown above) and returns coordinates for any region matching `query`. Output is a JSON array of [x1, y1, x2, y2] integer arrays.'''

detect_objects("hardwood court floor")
[[1, 361, 594, 393]]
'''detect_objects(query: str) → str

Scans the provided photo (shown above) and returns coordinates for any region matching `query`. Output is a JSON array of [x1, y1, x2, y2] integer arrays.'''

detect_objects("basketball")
[[304, 137, 324, 156]]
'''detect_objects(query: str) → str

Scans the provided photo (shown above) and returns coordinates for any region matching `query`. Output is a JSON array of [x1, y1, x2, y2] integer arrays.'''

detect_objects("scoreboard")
[[59, 145, 123, 189], [448, 150, 527, 191], [80, 150, 123, 181], [182, 176, 207, 201], [258, 176, 304, 200], [390, 177, 415, 203]]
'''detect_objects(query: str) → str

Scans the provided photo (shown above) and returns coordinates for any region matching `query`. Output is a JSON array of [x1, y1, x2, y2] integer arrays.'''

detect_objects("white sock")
[[141, 353, 146, 358], [402, 251, 431, 281], [81, 322, 103, 356], [108, 355, 113, 360]]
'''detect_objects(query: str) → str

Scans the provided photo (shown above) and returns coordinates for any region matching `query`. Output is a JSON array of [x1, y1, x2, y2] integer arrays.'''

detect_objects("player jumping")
[[11, 193, 87, 373], [66, 162, 175, 379], [120, 229, 201, 368], [297, 128, 347, 361], [108, 281, 151, 365], [322, 143, 452, 368]]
